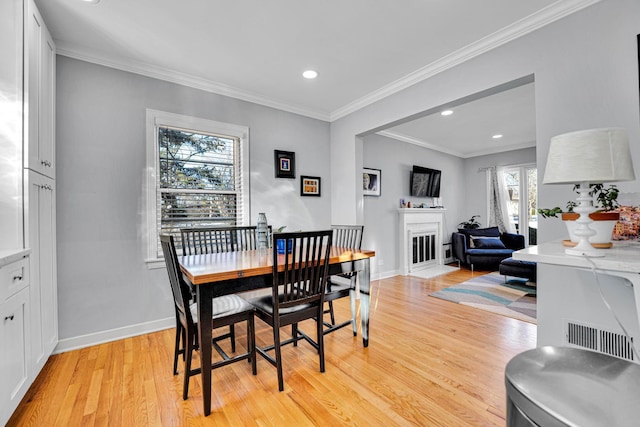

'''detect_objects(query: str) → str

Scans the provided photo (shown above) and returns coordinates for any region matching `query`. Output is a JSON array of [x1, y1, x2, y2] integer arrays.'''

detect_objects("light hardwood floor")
[[8, 268, 536, 426]]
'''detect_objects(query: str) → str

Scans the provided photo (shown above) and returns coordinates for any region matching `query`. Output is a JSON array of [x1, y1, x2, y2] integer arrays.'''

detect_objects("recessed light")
[[492, 134, 503, 139], [81, 0, 100, 3], [440, 110, 453, 116], [302, 70, 318, 79]]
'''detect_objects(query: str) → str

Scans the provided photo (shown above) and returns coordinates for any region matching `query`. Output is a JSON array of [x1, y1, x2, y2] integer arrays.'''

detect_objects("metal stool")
[[505, 346, 640, 427]]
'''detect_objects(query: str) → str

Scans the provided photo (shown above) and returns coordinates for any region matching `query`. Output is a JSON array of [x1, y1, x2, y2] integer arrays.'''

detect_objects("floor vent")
[[566, 321, 634, 361], [566, 322, 598, 351], [601, 330, 635, 361]]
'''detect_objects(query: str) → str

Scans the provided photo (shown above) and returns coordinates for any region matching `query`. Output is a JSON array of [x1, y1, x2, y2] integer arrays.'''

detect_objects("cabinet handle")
[[13, 274, 23, 281], [4, 314, 14, 321], [41, 160, 52, 167]]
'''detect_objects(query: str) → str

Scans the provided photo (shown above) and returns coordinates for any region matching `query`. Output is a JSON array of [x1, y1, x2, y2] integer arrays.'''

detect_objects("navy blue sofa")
[[452, 226, 525, 272]]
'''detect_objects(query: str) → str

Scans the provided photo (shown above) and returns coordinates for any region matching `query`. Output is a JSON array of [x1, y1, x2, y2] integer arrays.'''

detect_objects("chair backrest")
[[160, 235, 194, 330], [331, 225, 364, 250], [271, 230, 333, 312], [180, 225, 273, 255]]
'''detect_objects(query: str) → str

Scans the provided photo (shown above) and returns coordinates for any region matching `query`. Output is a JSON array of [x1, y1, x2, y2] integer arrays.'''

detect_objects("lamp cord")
[[582, 254, 640, 361]]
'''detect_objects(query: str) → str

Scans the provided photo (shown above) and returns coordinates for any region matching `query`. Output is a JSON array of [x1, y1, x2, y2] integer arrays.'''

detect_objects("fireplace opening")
[[411, 231, 437, 271]]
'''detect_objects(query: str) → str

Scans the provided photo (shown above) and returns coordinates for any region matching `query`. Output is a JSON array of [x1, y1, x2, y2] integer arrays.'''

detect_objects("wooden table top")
[[179, 246, 375, 285]]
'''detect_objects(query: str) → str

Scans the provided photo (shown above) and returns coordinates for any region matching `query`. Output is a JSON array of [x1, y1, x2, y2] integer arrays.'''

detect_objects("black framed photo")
[[363, 167, 381, 197], [274, 150, 296, 178], [300, 175, 321, 196]]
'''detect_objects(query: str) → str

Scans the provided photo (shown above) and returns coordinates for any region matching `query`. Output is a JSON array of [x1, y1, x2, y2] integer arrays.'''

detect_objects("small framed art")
[[363, 167, 381, 197], [301, 176, 321, 196], [274, 150, 296, 178]]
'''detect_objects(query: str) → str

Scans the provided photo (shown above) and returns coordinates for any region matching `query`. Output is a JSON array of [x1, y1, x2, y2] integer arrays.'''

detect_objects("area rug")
[[429, 272, 536, 323]]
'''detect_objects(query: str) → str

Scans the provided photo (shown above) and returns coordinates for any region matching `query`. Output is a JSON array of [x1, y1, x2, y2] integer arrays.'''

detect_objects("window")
[[145, 110, 249, 265]]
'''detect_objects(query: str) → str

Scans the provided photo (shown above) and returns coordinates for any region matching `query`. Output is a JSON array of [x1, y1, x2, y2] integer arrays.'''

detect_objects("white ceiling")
[[35, 0, 597, 156]]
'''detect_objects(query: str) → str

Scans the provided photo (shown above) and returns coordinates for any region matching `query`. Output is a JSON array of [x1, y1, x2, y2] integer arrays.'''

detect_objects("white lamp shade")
[[543, 128, 636, 184]]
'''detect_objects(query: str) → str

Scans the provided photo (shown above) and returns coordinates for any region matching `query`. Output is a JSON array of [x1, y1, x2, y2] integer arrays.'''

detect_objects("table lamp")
[[543, 128, 636, 256]]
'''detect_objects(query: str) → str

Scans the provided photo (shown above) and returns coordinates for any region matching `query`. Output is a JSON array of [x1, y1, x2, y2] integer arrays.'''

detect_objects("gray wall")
[[361, 135, 535, 277], [330, 0, 640, 247], [56, 57, 331, 343], [361, 133, 465, 276]]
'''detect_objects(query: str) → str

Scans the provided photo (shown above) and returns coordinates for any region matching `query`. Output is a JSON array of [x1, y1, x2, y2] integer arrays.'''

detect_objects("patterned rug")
[[429, 272, 536, 323]]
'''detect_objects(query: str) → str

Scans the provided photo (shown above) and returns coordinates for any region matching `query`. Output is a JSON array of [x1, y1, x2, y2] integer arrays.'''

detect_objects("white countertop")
[[0, 248, 30, 268], [513, 240, 640, 273]]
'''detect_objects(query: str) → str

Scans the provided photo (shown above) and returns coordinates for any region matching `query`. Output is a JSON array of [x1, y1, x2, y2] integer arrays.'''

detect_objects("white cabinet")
[[0, 253, 31, 427], [24, 0, 56, 178], [0, 0, 56, 422], [24, 171, 57, 376], [23, 0, 58, 379], [0, 0, 24, 250]]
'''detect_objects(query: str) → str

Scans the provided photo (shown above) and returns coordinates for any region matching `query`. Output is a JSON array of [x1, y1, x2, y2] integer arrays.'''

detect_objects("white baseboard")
[[54, 317, 175, 354]]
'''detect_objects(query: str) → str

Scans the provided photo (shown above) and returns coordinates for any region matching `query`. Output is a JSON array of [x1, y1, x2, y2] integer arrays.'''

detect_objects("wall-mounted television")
[[410, 165, 441, 197]]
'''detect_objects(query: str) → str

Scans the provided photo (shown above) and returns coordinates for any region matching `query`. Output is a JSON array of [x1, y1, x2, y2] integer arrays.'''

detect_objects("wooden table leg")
[[196, 284, 213, 416]]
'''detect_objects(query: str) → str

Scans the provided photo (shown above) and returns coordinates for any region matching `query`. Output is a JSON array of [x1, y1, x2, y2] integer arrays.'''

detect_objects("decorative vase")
[[257, 212, 268, 250]]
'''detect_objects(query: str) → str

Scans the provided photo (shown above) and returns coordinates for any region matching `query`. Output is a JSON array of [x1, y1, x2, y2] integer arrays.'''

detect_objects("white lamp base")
[[564, 182, 606, 258]]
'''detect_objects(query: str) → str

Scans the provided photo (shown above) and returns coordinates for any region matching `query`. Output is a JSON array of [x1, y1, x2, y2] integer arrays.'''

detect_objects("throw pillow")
[[471, 236, 506, 249]]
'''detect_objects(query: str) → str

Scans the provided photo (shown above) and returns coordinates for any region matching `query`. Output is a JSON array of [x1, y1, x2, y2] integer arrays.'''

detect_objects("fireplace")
[[398, 208, 446, 275]]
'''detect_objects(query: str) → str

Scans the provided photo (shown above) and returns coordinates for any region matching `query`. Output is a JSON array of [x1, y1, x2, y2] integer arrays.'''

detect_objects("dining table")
[[178, 245, 375, 416]]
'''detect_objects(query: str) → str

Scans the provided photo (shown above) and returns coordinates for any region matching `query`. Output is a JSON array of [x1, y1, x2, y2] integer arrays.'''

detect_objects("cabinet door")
[[0, 287, 30, 427], [24, 0, 56, 178], [0, 0, 24, 250], [24, 171, 57, 376]]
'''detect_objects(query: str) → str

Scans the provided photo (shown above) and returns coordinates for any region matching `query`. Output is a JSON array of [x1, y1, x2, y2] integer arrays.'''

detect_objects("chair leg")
[[328, 301, 336, 325], [181, 325, 188, 361], [292, 324, 298, 347], [173, 324, 182, 375], [183, 331, 194, 400], [248, 316, 257, 375], [273, 326, 284, 391], [230, 324, 236, 352], [317, 314, 325, 373]]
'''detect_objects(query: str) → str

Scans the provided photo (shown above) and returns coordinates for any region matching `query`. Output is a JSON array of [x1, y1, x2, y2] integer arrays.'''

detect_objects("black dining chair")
[[324, 225, 364, 334], [179, 225, 272, 353], [249, 230, 333, 391], [160, 235, 256, 400], [180, 225, 272, 255]]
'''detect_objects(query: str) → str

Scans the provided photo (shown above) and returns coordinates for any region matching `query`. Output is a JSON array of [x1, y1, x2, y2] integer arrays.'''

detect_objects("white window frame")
[[144, 109, 250, 268]]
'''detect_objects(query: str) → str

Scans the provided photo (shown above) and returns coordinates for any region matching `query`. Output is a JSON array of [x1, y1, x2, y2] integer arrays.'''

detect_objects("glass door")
[[503, 165, 537, 246]]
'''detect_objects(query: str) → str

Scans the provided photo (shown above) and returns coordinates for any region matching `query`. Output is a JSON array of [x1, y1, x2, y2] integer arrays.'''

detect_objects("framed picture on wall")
[[300, 175, 321, 196], [363, 167, 381, 197], [274, 150, 296, 178]]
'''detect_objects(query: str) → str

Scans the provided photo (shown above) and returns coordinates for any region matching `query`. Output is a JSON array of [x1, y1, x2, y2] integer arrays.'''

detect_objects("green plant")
[[537, 206, 563, 219], [458, 215, 481, 229], [537, 183, 619, 218], [589, 183, 619, 212]]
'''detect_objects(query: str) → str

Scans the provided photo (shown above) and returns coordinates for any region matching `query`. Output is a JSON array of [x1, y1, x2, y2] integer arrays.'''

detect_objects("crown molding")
[[377, 130, 536, 159], [56, 44, 331, 122], [55, 0, 598, 124], [330, 0, 601, 121], [376, 131, 464, 157]]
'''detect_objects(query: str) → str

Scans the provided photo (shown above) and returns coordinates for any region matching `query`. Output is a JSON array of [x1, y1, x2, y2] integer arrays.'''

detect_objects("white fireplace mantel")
[[398, 208, 446, 275]]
